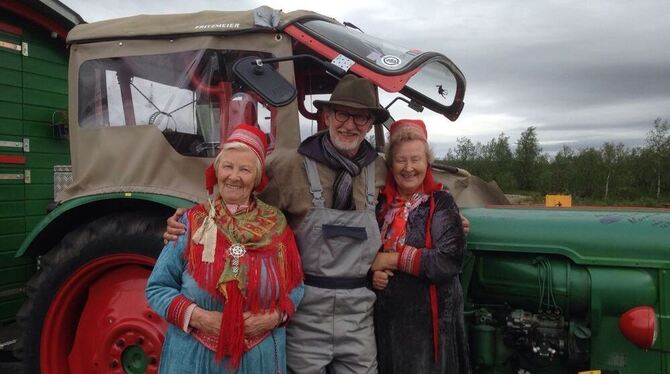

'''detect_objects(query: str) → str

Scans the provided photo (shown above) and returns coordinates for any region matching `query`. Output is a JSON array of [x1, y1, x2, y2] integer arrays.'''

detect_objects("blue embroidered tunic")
[[146, 203, 304, 373]]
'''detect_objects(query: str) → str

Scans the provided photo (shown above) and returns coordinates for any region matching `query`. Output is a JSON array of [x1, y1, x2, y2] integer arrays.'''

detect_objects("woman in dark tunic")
[[371, 119, 471, 374]]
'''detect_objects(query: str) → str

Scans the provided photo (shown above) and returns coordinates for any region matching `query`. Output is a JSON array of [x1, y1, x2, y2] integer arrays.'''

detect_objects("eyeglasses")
[[332, 109, 373, 126]]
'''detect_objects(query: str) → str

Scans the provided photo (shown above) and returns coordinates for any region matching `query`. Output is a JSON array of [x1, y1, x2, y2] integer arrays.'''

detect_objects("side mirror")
[[232, 56, 297, 107]]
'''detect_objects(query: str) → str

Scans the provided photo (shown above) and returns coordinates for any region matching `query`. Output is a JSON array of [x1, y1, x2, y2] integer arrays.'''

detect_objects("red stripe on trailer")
[[0, 21, 22, 36], [0, 154, 26, 164], [0, 0, 69, 40]]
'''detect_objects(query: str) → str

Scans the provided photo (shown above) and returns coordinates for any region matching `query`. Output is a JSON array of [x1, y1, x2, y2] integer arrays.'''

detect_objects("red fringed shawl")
[[185, 198, 303, 369]]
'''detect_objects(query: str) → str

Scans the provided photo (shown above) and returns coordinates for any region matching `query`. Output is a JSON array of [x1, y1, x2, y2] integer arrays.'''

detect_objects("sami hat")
[[313, 74, 390, 124], [205, 124, 269, 194], [389, 119, 428, 141]]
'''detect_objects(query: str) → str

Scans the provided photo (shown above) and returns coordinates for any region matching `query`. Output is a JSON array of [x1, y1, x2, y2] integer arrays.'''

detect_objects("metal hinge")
[[0, 138, 29, 152], [22, 42, 28, 56]]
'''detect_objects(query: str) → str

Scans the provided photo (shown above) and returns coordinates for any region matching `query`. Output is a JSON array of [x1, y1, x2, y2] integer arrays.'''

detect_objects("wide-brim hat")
[[313, 74, 390, 124]]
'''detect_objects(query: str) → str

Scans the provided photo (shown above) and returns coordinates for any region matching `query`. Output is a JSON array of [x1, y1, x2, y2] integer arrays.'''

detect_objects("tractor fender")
[[16, 192, 196, 258]]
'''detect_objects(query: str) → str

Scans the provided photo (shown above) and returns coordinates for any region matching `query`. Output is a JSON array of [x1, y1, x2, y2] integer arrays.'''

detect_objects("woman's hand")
[[372, 270, 394, 290], [460, 214, 470, 236], [243, 311, 281, 338], [189, 306, 222, 335], [163, 208, 187, 243]]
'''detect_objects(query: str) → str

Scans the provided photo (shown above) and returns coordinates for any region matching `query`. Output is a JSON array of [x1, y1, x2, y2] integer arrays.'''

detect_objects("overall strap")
[[364, 161, 376, 210], [303, 157, 325, 208]]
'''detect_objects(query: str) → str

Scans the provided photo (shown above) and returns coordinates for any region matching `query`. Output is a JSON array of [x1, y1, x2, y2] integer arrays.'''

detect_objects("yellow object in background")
[[577, 371, 601, 374], [545, 194, 572, 207]]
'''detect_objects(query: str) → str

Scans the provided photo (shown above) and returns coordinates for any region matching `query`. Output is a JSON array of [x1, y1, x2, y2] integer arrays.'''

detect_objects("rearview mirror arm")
[[253, 54, 347, 79]]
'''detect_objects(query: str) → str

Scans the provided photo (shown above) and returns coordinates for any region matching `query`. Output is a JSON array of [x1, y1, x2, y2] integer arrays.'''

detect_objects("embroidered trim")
[[193, 329, 219, 352], [166, 295, 194, 330], [191, 324, 273, 352], [398, 245, 421, 276]]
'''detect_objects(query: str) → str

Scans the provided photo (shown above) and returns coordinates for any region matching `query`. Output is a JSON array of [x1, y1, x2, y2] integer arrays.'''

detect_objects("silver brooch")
[[229, 243, 246, 275]]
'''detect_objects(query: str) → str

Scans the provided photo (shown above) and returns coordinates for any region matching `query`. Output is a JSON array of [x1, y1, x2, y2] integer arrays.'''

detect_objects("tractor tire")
[[16, 211, 169, 374]]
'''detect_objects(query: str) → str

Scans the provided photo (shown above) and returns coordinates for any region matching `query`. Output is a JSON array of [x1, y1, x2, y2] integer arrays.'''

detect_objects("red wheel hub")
[[40, 254, 168, 373]]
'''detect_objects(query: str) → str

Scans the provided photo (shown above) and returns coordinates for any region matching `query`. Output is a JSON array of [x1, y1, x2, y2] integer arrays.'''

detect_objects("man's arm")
[[163, 208, 187, 243]]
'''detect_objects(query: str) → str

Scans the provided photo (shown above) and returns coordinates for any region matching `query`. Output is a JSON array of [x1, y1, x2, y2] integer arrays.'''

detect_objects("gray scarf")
[[298, 131, 377, 210]]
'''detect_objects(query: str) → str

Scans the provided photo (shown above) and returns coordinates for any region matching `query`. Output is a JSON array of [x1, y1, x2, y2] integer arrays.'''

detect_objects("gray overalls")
[[286, 157, 381, 374]]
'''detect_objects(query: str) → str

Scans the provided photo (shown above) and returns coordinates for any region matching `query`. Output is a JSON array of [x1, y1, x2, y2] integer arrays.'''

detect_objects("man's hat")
[[313, 74, 390, 124]]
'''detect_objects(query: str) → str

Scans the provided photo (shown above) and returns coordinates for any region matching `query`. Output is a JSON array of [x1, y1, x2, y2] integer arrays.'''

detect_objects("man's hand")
[[163, 208, 187, 243], [189, 306, 222, 335], [372, 270, 394, 290], [371, 252, 398, 272], [460, 214, 470, 236], [243, 311, 281, 338]]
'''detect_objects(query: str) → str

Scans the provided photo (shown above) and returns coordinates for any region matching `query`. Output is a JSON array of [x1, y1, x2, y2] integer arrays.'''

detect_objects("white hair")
[[213, 142, 262, 187]]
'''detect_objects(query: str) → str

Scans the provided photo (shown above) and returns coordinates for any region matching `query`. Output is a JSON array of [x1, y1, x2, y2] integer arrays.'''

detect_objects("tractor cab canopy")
[[67, 6, 465, 121], [61, 7, 480, 205]]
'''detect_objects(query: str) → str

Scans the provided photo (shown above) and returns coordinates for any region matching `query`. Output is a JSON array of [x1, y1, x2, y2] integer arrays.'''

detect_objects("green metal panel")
[[0, 234, 24, 253], [0, 201, 25, 218], [470, 254, 591, 315], [25, 199, 50, 216], [0, 51, 21, 70], [589, 315, 662, 373], [0, 13, 70, 322], [25, 137, 68, 154], [22, 58, 67, 79], [23, 73, 67, 95], [23, 120, 60, 138], [25, 184, 56, 199], [22, 104, 64, 122], [0, 217, 25, 236], [0, 101, 22, 119], [23, 88, 67, 108], [463, 207, 670, 268], [23, 153, 69, 166], [0, 118, 22, 136], [0, 66, 21, 86], [20, 38, 67, 62], [0, 186, 24, 201], [0, 84, 21, 103]]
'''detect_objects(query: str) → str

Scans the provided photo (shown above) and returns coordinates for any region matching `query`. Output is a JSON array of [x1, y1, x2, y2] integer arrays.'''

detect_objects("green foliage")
[[442, 119, 670, 206], [514, 127, 542, 190]]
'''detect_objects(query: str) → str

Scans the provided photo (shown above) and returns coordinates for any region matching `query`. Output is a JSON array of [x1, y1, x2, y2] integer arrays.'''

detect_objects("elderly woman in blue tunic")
[[370, 119, 471, 374], [146, 124, 304, 373]]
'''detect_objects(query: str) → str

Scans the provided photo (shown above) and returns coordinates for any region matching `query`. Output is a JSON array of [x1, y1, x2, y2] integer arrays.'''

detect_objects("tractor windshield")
[[299, 19, 421, 72], [78, 49, 277, 157], [295, 19, 465, 120]]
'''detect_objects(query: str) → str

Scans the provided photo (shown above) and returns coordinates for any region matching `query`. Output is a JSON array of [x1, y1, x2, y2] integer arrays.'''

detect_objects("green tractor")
[[7, 5, 670, 374]]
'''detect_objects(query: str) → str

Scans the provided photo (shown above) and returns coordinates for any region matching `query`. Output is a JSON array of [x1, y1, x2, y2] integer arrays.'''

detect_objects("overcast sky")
[[60, 0, 670, 156]]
